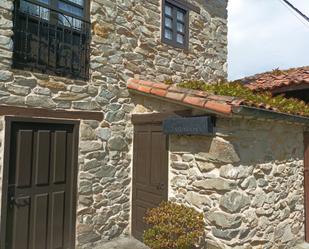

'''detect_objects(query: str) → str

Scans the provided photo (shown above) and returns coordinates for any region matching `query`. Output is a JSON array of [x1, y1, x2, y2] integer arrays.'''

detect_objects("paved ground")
[[94, 238, 149, 249]]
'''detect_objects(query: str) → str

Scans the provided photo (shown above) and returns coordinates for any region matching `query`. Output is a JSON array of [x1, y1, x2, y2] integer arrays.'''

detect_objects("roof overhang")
[[128, 79, 309, 125], [271, 82, 309, 94]]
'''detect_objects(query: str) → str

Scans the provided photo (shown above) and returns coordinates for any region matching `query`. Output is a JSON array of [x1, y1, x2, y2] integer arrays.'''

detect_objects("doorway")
[[132, 119, 168, 240], [305, 132, 309, 242], [0, 117, 79, 249]]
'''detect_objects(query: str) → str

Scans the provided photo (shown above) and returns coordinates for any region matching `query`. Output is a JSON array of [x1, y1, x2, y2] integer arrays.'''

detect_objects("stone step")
[[93, 237, 149, 249]]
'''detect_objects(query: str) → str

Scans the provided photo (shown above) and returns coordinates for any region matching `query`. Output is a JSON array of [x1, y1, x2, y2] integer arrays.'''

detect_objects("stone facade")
[[76, 119, 133, 248], [0, 0, 308, 248], [0, 0, 228, 248], [131, 94, 309, 249], [169, 118, 306, 249]]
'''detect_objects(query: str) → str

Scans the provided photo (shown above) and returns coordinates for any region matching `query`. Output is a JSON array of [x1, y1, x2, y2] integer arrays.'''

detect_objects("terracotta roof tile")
[[153, 82, 170, 90], [137, 85, 152, 94], [231, 99, 245, 106], [127, 82, 139, 91], [127, 78, 140, 84], [127, 78, 234, 115], [127, 78, 308, 118], [195, 91, 209, 98], [243, 66, 309, 92], [137, 80, 154, 87], [207, 95, 235, 103], [204, 101, 232, 114], [168, 86, 190, 93], [150, 88, 167, 97], [166, 91, 185, 101], [183, 95, 206, 108]]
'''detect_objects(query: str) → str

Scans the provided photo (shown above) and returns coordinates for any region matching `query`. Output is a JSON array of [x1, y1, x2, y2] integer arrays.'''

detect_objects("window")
[[162, 1, 189, 49], [13, 0, 90, 79]]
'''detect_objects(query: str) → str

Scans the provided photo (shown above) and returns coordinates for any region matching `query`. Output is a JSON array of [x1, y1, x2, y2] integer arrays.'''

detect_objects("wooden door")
[[305, 132, 309, 242], [2, 118, 79, 249], [132, 123, 168, 240]]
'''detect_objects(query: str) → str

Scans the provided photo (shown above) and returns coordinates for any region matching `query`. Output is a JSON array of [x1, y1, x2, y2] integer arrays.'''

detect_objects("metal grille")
[[12, 0, 90, 80]]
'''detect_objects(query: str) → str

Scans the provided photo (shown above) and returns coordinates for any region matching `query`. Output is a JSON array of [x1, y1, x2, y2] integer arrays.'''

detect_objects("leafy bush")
[[143, 201, 205, 249], [178, 80, 309, 117]]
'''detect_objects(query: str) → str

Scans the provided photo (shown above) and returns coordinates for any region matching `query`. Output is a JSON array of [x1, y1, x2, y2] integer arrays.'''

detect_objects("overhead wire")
[[278, 0, 309, 30], [281, 0, 309, 23]]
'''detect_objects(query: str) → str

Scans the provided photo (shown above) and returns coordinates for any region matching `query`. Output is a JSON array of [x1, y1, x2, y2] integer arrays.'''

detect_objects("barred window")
[[13, 0, 90, 79]]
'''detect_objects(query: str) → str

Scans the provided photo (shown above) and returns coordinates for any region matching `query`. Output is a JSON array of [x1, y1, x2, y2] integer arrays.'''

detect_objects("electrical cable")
[[278, 0, 309, 30], [281, 0, 309, 23]]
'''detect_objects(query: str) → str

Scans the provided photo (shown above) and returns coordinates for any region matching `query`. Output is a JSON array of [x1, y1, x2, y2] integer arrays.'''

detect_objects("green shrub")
[[178, 80, 309, 117], [143, 201, 205, 249]]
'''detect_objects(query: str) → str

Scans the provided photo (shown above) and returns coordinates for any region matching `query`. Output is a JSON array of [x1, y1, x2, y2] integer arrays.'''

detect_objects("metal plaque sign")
[[163, 116, 214, 135]]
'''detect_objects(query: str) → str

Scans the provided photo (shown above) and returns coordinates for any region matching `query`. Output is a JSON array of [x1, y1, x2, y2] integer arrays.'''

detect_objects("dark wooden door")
[[3, 119, 78, 249], [305, 132, 309, 242], [132, 123, 168, 240]]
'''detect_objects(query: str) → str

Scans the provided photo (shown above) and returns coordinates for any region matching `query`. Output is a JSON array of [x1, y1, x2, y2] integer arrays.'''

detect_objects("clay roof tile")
[[127, 77, 308, 119], [244, 66, 309, 92]]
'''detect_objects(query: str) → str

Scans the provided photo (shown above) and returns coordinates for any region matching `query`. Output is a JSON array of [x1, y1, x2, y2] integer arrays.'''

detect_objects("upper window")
[[162, 1, 189, 49], [13, 0, 90, 79]]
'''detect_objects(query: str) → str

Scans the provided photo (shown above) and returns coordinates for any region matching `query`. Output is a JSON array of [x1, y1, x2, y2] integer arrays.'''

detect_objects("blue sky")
[[228, 0, 309, 80]]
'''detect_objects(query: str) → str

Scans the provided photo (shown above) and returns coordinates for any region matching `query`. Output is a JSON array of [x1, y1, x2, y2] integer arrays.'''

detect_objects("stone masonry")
[[131, 93, 308, 249], [0, 0, 228, 248], [169, 118, 306, 249]]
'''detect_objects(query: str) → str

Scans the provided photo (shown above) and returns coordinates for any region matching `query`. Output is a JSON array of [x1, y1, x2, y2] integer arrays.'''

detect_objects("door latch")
[[156, 182, 165, 190], [9, 196, 30, 208]]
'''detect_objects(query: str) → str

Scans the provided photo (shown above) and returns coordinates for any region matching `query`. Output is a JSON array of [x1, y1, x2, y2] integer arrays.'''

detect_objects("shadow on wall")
[[170, 123, 303, 166], [198, 0, 228, 19]]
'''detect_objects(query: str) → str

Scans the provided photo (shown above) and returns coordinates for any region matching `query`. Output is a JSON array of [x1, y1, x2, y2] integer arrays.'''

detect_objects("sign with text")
[[163, 116, 214, 135]]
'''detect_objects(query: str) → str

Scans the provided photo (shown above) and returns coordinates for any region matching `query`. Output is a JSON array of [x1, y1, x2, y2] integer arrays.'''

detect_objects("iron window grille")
[[162, 0, 189, 49], [12, 0, 91, 80]]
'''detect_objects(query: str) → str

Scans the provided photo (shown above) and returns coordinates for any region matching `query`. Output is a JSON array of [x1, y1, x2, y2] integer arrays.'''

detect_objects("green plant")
[[143, 201, 205, 249], [271, 67, 283, 76], [178, 80, 309, 117], [164, 78, 174, 85]]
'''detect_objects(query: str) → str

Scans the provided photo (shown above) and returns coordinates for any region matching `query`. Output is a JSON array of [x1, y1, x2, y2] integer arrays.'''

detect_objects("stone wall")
[[0, 0, 228, 248], [90, 0, 228, 83], [169, 117, 306, 249], [0, 116, 132, 249], [76, 120, 133, 248]]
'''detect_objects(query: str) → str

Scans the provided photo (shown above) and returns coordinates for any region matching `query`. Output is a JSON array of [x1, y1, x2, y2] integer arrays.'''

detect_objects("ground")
[[94, 238, 149, 249]]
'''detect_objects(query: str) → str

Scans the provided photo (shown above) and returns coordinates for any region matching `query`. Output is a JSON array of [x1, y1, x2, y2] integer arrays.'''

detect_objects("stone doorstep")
[[293, 242, 309, 249], [93, 238, 149, 249]]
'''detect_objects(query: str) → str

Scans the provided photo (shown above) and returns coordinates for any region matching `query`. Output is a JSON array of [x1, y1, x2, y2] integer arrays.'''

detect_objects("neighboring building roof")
[[242, 66, 309, 93], [127, 79, 309, 124]]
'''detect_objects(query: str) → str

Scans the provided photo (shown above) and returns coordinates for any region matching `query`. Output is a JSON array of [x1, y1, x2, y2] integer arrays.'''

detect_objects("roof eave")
[[129, 88, 309, 125], [271, 82, 309, 94], [128, 88, 233, 117], [232, 105, 309, 125]]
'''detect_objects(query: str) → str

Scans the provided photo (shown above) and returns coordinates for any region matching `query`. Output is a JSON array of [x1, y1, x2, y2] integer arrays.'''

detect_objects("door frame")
[[131, 113, 171, 238], [0, 116, 80, 249]]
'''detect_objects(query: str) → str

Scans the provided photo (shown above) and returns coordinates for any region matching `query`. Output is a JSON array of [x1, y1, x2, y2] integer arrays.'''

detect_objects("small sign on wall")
[[163, 116, 214, 135]]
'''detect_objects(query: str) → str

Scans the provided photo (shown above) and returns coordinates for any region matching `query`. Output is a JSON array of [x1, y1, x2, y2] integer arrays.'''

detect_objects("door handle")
[[156, 183, 165, 190], [9, 196, 30, 208]]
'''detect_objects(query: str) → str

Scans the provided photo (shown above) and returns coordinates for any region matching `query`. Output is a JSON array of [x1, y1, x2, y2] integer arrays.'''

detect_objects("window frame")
[[161, 0, 200, 50], [12, 0, 91, 80], [161, 0, 189, 50], [22, 0, 90, 23]]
